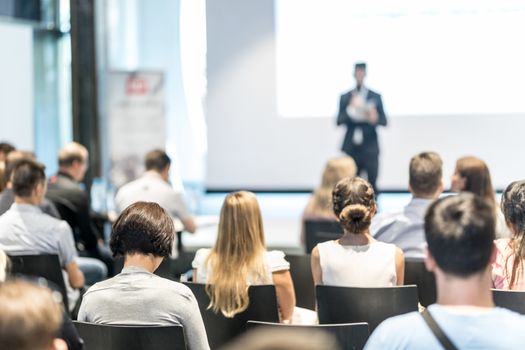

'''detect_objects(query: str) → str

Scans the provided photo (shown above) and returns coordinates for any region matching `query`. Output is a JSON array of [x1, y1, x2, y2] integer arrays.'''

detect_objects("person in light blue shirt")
[[371, 152, 443, 259], [365, 193, 525, 350]]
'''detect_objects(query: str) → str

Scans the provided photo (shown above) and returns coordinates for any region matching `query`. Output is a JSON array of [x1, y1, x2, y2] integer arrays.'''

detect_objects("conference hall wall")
[[205, 0, 525, 191]]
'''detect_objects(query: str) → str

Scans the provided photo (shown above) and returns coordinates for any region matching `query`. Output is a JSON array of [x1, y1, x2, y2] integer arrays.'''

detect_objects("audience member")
[[46, 142, 113, 272], [311, 177, 404, 286], [0, 142, 15, 163], [224, 328, 340, 350], [451, 156, 511, 238], [78, 202, 209, 350], [115, 149, 197, 247], [0, 142, 16, 192], [0, 150, 60, 217], [0, 159, 86, 308], [301, 156, 357, 244], [365, 193, 525, 350], [0, 248, 83, 350], [371, 152, 443, 258], [493, 180, 525, 289], [0, 280, 68, 350], [192, 191, 296, 322]]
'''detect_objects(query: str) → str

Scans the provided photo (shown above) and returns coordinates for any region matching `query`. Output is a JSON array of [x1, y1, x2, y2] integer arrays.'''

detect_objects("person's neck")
[[436, 269, 494, 308], [123, 254, 160, 273], [58, 168, 76, 181], [14, 196, 40, 206], [338, 231, 374, 246]]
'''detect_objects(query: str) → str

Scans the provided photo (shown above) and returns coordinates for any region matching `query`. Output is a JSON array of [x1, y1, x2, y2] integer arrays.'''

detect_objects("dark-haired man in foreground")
[[365, 193, 525, 349]]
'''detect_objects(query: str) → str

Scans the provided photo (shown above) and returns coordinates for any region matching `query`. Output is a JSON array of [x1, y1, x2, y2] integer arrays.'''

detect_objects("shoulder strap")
[[421, 309, 459, 350]]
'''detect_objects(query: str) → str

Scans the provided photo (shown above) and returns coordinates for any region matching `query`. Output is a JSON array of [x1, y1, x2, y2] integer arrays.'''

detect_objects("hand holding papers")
[[346, 94, 378, 124]]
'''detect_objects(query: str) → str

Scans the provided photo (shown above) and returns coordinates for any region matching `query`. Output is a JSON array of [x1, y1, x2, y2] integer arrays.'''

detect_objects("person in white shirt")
[[371, 152, 443, 259], [311, 177, 404, 287], [115, 149, 196, 234]]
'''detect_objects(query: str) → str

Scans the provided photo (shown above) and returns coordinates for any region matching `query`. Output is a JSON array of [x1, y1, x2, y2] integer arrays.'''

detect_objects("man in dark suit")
[[46, 142, 113, 273], [337, 62, 387, 193]]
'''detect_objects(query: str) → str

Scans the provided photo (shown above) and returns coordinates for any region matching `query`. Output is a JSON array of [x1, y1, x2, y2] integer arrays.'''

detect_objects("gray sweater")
[[78, 266, 209, 350]]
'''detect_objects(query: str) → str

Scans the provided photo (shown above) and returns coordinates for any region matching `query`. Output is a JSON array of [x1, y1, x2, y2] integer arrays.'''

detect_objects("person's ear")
[[424, 247, 436, 273]]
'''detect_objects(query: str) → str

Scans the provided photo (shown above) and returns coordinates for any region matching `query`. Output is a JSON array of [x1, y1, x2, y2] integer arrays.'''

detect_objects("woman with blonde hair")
[[451, 156, 510, 238], [301, 156, 357, 243], [311, 177, 404, 287], [192, 191, 295, 322]]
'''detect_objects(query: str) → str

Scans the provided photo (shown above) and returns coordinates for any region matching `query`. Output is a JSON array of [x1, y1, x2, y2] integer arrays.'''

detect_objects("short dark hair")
[[409, 152, 443, 196], [0, 142, 15, 156], [332, 177, 375, 233], [354, 62, 367, 71], [145, 149, 171, 172], [110, 202, 175, 258], [425, 193, 495, 277], [12, 159, 46, 197]]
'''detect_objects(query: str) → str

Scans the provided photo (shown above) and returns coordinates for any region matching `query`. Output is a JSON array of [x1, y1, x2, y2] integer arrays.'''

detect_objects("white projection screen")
[[205, 0, 525, 191]]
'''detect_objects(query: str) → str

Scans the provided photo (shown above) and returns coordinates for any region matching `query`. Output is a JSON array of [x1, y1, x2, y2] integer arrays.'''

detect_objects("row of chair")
[[10, 254, 525, 349], [286, 254, 436, 310], [73, 320, 370, 350]]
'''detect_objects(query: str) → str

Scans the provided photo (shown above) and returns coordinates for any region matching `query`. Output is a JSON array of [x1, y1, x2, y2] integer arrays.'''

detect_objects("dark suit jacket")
[[45, 172, 100, 252], [337, 88, 387, 156]]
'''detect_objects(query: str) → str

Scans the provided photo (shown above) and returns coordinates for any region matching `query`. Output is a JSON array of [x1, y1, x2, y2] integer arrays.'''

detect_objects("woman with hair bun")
[[311, 177, 404, 286]]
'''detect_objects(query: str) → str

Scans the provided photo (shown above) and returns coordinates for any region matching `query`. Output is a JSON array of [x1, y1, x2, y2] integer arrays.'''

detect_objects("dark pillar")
[[69, 0, 101, 189]]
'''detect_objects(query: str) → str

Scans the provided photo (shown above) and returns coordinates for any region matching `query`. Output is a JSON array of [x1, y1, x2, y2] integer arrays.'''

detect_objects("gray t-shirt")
[[78, 266, 209, 350], [0, 203, 77, 267]]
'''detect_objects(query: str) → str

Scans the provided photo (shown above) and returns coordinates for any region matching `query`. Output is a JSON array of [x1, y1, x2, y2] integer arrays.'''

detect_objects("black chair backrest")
[[304, 219, 343, 254], [493, 289, 525, 315], [316, 285, 419, 332], [183, 282, 279, 349], [74, 321, 186, 350], [285, 254, 315, 310], [404, 258, 436, 307], [247, 321, 370, 350], [8, 254, 69, 311]]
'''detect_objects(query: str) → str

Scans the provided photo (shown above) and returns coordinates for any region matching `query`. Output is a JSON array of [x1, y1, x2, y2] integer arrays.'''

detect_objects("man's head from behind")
[[0, 280, 67, 350], [409, 151, 443, 199], [145, 149, 171, 181], [12, 159, 47, 205], [58, 142, 88, 182], [424, 193, 495, 278]]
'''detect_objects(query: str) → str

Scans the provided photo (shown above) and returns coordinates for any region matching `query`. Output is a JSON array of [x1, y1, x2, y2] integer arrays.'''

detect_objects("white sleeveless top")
[[317, 240, 397, 287]]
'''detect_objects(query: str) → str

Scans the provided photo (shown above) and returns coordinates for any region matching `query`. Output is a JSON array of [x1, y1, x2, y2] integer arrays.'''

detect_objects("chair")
[[493, 289, 525, 315], [304, 219, 343, 254], [285, 254, 315, 310], [247, 321, 369, 350], [8, 254, 69, 311], [183, 282, 279, 349], [316, 285, 419, 332], [74, 321, 187, 350], [404, 257, 436, 307]]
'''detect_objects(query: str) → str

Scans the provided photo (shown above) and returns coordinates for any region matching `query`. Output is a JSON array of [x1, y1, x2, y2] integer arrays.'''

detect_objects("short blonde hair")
[[0, 280, 63, 350], [311, 156, 357, 215], [58, 142, 88, 167]]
